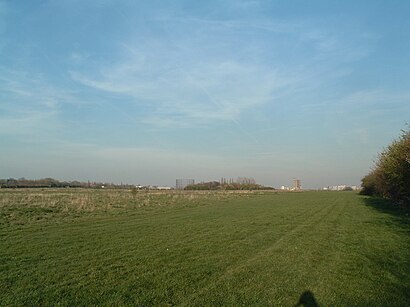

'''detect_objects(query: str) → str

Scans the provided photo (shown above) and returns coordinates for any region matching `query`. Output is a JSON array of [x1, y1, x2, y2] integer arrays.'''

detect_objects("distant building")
[[175, 179, 195, 190], [323, 185, 360, 191], [157, 186, 172, 190], [293, 179, 301, 190]]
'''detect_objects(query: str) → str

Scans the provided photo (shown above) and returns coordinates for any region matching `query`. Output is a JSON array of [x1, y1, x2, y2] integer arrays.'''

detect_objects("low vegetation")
[[1, 189, 409, 305]]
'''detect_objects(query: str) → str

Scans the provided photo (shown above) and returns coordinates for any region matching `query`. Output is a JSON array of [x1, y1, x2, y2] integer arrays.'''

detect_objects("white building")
[[157, 186, 172, 190]]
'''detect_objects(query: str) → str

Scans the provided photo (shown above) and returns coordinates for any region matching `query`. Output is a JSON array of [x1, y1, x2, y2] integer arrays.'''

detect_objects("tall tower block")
[[293, 179, 301, 190]]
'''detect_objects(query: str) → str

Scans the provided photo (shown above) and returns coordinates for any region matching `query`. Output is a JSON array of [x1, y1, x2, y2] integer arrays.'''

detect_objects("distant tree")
[[236, 177, 256, 185], [185, 181, 220, 190]]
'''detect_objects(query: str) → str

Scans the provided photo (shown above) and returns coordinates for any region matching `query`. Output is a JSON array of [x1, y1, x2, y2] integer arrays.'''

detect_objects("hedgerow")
[[361, 127, 410, 206]]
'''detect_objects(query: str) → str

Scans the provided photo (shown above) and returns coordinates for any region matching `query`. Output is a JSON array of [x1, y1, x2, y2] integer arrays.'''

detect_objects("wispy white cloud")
[[318, 89, 410, 147], [68, 12, 374, 129], [0, 67, 78, 109], [69, 52, 91, 65], [0, 110, 57, 137], [70, 60, 287, 125], [0, 67, 80, 137], [158, 15, 371, 60], [298, 89, 410, 114], [158, 16, 299, 34]]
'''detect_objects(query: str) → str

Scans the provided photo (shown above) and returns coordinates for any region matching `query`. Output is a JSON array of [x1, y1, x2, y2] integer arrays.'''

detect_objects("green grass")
[[0, 189, 409, 306]]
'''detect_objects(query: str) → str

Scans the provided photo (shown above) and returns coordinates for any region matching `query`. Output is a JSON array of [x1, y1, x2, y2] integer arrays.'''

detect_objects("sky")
[[0, 0, 409, 188]]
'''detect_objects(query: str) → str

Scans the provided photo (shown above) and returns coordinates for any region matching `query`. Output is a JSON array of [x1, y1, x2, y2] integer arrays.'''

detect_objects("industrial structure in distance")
[[175, 179, 195, 190]]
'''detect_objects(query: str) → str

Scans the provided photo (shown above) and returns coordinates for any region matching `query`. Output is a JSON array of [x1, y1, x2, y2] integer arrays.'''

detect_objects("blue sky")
[[0, 0, 409, 188]]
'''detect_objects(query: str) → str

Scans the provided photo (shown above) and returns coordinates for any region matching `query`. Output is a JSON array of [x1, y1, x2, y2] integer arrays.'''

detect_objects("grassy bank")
[[0, 190, 409, 306]]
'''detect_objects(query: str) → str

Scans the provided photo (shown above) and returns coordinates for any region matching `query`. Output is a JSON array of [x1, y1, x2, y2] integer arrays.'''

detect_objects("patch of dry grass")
[[0, 188, 263, 226]]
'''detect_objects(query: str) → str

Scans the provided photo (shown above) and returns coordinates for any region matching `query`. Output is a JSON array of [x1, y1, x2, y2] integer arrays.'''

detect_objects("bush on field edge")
[[360, 127, 410, 206]]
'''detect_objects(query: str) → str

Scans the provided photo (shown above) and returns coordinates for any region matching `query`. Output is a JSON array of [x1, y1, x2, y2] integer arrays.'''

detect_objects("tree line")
[[360, 127, 410, 206], [0, 178, 134, 189], [185, 180, 274, 191]]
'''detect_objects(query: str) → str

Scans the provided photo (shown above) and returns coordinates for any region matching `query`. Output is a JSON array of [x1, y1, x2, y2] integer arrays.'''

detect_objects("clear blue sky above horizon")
[[1, 0, 409, 188]]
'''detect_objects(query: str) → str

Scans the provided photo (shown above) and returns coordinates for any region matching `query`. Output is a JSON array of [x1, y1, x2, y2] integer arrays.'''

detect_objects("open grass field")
[[0, 189, 409, 306]]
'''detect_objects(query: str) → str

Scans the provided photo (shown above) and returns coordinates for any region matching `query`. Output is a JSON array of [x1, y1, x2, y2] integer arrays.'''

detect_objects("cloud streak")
[[68, 12, 373, 129], [70, 60, 286, 125], [0, 67, 81, 138]]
